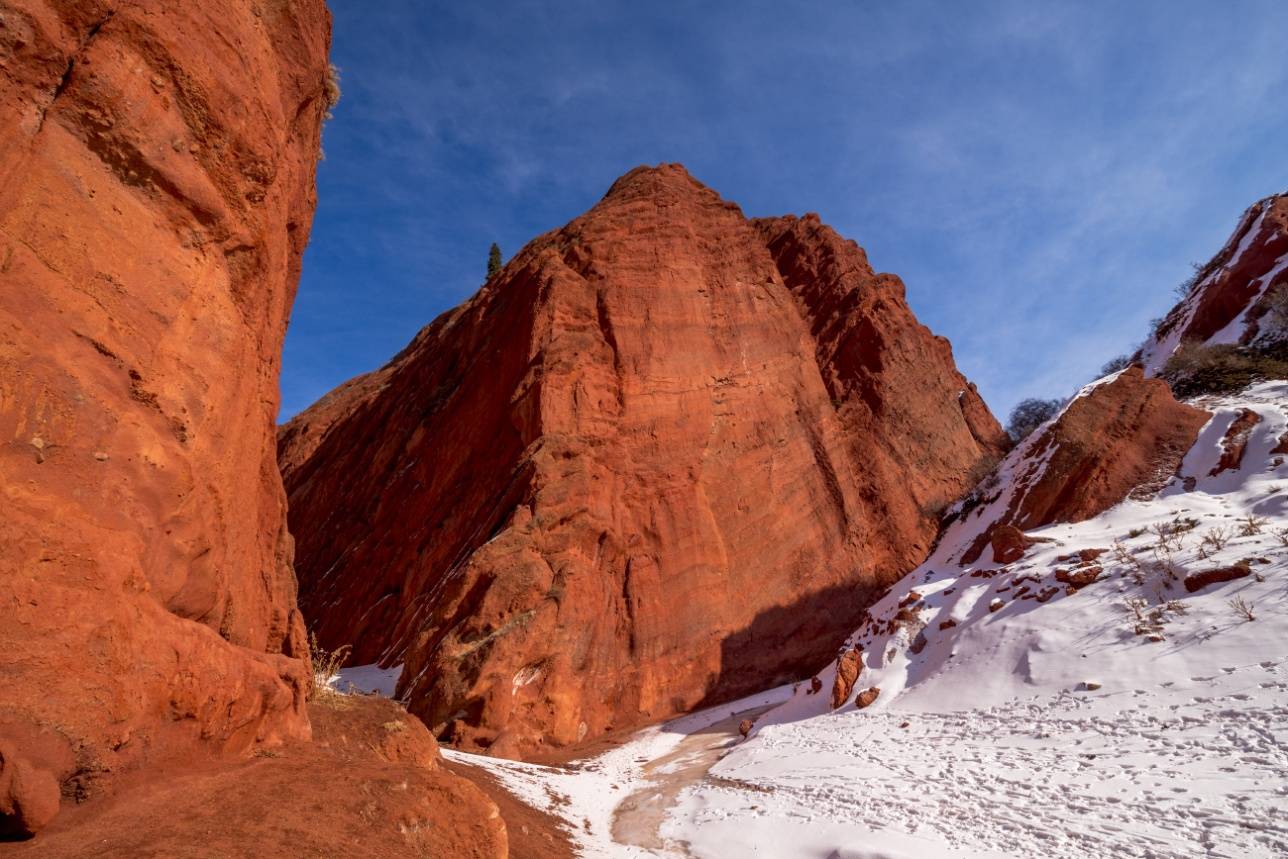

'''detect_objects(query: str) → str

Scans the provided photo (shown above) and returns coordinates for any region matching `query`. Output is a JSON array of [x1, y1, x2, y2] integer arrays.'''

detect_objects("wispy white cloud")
[[284, 0, 1288, 422]]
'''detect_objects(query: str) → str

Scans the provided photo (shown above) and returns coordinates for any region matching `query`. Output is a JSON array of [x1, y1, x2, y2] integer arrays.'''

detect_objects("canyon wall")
[[0, 0, 330, 835]]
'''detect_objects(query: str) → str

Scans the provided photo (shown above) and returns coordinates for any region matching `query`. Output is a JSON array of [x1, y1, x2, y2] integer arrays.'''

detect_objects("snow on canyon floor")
[[350, 382, 1288, 858]]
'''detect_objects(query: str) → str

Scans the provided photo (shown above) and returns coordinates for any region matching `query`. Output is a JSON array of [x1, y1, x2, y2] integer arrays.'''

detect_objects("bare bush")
[[1228, 595, 1256, 622], [1162, 342, 1288, 398], [1151, 521, 1188, 554], [1125, 597, 1184, 640], [1239, 514, 1268, 537], [324, 64, 342, 119], [1100, 354, 1132, 376], [310, 632, 352, 697], [1112, 539, 1147, 585], [1173, 261, 1206, 300], [1152, 543, 1180, 585], [1201, 525, 1232, 553]]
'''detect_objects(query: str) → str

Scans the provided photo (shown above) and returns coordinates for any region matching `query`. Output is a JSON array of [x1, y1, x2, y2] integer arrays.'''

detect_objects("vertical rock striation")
[[0, 0, 331, 834]]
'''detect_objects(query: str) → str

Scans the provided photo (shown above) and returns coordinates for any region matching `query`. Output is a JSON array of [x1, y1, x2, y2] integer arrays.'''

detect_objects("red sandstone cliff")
[[280, 163, 1010, 759], [0, 0, 331, 836], [1139, 192, 1288, 373], [957, 367, 1211, 564]]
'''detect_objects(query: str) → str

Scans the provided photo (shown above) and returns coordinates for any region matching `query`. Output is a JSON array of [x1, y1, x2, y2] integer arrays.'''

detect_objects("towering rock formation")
[[1139, 192, 1288, 373], [281, 164, 1010, 758], [0, 0, 329, 836]]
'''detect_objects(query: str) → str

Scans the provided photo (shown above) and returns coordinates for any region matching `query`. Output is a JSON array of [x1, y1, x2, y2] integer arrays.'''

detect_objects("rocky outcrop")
[[11, 696, 510, 858], [1012, 369, 1210, 524], [1055, 563, 1102, 590], [1210, 409, 1261, 476], [0, 744, 60, 840], [830, 648, 863, 710], [990, 524, 1032, 564], [1139, 193, 1288, 373], [281, 163, 1009, 758], [0, 0, 331, 834], [961, 368, 1210, 564]]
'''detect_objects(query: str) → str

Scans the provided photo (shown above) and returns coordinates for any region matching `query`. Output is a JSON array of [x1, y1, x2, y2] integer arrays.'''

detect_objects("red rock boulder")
[[1055, 564, 1102, 589], [0, 743, 61, 840], [280, 164, 1009, 758], [831, 649, 864, 710], [855, 687, 881, 709], [991, 524, 1031, 564], [1012, 368, 1209, 525], [0, 0, 332, 832], [1184, 563, 1252, 593]]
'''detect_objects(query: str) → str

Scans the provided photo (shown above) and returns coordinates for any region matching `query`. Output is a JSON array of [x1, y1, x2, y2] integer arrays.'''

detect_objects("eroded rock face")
[[1210, 409, 1261, 476], [830, 648, 863, 710], [1139, 193, 1288, 373], [0, 0, 331, 831], [281, 163, 1008, 758], [961, 368, 1211, 564]]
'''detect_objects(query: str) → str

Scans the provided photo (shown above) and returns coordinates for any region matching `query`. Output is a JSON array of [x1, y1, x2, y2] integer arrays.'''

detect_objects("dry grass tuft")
[[1238, 514, 1268, 537], [323, 64, 342, 119], [310, 631, 351, 697]]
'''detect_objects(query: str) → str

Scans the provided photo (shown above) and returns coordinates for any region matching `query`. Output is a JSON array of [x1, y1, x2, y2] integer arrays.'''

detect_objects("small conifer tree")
[[487, 243, 503, 278]]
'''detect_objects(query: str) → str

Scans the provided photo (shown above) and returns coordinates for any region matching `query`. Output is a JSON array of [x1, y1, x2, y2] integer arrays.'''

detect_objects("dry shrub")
[[1228, 595, 1256, 622], [310, 631, 351, 696], [1201, 525, 1232, 553], [1239, 514, 1268, 537], [324, 64, 342, 118], [1162, 343, 1288, 398]]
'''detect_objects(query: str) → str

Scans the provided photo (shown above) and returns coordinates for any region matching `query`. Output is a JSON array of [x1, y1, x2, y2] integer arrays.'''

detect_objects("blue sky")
[[282, 0, 1288, 422]]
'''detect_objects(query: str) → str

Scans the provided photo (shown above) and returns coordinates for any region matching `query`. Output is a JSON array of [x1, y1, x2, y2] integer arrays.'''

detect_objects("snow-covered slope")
[[671, 381, 1288, 858]]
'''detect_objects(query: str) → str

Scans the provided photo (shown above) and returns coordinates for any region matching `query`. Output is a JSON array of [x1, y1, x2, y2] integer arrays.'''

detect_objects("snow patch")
[[327, 662, 403, 697]]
